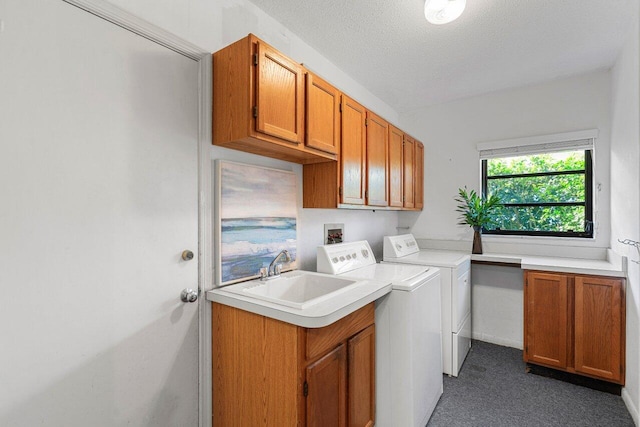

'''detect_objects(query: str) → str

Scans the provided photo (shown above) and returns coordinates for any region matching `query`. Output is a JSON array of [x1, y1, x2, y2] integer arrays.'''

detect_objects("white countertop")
[[206, 275, 392, 328], [471, 250, 626, 278]]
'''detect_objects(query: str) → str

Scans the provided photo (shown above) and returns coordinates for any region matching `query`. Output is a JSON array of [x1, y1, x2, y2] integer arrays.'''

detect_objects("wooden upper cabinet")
[[524, 271, 570, 369], [306, 72, 340, 155], [212, 34, 335, 164], [366, 111, 389, 207], [414, 141, 425, 210], [574, 275, 625, 383], [388, 125, 404, 208], [341, 95, 367, 205], [255, 40, 304, 144], [403, 135, 415, 209]]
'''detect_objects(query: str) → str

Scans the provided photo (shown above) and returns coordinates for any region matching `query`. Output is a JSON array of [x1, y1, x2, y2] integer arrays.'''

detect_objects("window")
[[477, 131, 596, 238]]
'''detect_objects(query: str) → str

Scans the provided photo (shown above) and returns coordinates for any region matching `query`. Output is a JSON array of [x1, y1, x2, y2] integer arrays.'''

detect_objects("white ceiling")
[[248, 0, 637, 113]]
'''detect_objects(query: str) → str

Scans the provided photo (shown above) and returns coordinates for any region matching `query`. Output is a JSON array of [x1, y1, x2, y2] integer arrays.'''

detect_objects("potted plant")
[[455, 187, 501, 254]]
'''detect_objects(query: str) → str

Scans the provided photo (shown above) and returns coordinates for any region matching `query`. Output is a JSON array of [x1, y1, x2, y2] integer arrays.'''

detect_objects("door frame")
[[61, 1, 213, 425]]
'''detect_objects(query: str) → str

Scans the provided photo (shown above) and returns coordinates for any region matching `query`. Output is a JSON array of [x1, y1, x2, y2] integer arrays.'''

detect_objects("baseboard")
[[526, 363, 622, 395], [622, 388, 639, 426], [472, 332, 523, 350]]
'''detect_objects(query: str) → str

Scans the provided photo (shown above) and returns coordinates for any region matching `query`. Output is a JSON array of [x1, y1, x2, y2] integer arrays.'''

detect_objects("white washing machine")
[[383, 234, 471, 377], [317, 240, 442, 427]]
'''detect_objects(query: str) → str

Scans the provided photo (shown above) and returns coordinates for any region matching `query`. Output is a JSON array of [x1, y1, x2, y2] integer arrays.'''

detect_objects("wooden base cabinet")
[[523, 271, 625, 384], [212, 302, 375, 427]]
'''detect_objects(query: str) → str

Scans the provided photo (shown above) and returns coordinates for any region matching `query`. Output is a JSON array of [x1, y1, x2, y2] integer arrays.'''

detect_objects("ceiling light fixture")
[[424, 0, 466, 25]]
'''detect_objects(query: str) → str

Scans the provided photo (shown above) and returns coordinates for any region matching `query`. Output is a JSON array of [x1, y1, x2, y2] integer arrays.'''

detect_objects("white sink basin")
[[223, 271, 361, 309]]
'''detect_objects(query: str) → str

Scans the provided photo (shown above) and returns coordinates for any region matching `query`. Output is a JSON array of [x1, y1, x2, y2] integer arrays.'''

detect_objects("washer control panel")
[[317, 241, 376, 275], [383, 234, 420, 258]]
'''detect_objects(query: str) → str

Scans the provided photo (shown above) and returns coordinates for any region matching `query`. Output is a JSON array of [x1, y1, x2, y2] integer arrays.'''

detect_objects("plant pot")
[[472, 226, 483, 254]]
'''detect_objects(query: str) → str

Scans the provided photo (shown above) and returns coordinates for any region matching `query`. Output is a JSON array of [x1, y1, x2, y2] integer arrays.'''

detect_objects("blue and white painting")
[[218, 161, 297, 285]]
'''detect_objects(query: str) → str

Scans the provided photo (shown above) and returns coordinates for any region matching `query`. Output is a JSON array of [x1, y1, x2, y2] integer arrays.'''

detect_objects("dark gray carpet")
[[427, 341, 634, 427]]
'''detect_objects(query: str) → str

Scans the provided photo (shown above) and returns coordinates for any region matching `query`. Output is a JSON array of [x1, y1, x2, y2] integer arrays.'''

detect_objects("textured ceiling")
[[248, 0, 637, 113]]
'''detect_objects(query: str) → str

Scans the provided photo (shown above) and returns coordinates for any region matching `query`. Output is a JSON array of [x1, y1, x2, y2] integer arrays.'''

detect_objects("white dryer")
[[383, 234, 471, 377], [317, 240, 442, 427]]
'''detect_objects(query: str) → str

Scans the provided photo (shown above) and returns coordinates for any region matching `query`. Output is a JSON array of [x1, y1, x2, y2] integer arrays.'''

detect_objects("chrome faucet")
[[260, 249, 291, 281]]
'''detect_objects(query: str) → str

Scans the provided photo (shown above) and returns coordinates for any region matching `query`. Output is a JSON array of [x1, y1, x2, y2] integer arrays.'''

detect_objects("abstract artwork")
[[215, 161, 297, 285]]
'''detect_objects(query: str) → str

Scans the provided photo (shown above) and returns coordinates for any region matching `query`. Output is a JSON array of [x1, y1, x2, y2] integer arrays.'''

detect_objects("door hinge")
[[339, 187, 343, 196], [303, 381, 308, 397], [365, 118, 368, 126], [253, 54, 258, 66], [365, 190, 368, 199], [339, 103, 342, 113], [253, 106, 258, 118]]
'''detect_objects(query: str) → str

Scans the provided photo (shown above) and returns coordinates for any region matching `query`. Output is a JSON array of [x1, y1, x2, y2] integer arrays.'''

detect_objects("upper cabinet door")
[[388, 125, 404, 208], [341, 95, 366, 205], [255, 41, 304, 144], [306, 72, 340, 155], [366, 111, 389, 207], [414, 141, 424, 210], [403, 135, 415, 209]]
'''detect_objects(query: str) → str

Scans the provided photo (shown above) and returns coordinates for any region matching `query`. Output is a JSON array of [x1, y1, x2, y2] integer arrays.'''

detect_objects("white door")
[[0, 1, 200, 425]]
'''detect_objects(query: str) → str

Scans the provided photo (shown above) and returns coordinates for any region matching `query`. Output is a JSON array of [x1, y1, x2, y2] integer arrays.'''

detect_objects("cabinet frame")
[[523, 270, 625, 385], [212, 302, 375, 426], [212, 34, 336, 164]]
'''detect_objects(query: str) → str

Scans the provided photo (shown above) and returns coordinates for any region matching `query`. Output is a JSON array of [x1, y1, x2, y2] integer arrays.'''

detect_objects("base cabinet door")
[[348, 325, 375, 427], [574, 275, 625, 383], [523, 271, 625, 385], [306, 344, 348, 427], [524, 271, 569, 369]]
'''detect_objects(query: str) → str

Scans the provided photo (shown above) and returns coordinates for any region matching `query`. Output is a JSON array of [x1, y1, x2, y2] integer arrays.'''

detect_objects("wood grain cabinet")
[[388, 125, 404, 208], [212, 34, 336, 164], [401, 134, 415, 209], [303, 99, 426, 211], [365, 111, 389, 207], [213, 34, 424, 208], [414, 141, 424, 210], [305, 72, 340, 156], [523, 271, 625, 384], [212, 302, 376, 427]]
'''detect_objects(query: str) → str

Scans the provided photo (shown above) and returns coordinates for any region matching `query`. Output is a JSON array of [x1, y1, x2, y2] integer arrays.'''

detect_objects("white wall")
[[471, 265, 524, 349], [210, 147, 399, 275], [103, 0, 403, 271], [399, 71, 612, 249], [397, 72, 613, 350], [610, 1, 640, 422], [103, 0, 399, 123]]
